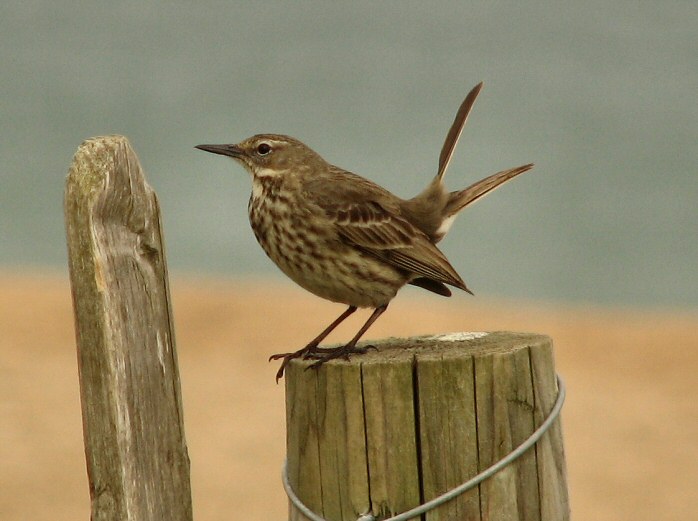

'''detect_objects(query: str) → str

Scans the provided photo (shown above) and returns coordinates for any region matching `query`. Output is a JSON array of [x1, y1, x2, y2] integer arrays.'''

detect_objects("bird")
[[196, 82, 533, 380]]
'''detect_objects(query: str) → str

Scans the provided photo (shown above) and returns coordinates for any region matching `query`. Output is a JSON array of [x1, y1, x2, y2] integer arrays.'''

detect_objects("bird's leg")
[[270, 305, 357, 381], [309, 304, 388, 369]]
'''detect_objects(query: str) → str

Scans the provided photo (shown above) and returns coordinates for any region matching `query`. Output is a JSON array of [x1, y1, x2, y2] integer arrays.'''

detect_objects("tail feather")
[[445, 163, 534, 217], [437, 82, 484, 181]]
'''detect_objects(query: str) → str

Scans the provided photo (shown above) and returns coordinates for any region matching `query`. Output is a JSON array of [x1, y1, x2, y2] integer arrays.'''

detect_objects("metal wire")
[[282, 374, 566, 521]]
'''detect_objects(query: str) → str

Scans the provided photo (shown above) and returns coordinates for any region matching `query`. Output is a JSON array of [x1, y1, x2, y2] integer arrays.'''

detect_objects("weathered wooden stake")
[[285, 332, 569, 521], [65, 136, 192, 521]]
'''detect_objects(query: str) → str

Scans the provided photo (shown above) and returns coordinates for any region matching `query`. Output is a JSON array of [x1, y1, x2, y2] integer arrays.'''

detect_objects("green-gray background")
[[2, 2, 696, 308]]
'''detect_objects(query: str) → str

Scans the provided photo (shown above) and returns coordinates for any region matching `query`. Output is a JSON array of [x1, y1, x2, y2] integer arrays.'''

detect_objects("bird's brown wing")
[[318, 197, 470, 293]]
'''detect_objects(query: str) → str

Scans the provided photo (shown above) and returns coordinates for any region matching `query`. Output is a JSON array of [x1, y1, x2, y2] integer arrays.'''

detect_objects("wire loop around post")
[[282, 374, 565, 521]]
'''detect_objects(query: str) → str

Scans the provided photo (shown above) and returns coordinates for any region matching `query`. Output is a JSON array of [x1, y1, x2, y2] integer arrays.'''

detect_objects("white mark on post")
[[428, 332, 489, 341]]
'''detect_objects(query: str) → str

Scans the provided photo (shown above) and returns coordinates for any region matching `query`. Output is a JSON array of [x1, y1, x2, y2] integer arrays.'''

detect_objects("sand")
[[1, 272, 696, 520]]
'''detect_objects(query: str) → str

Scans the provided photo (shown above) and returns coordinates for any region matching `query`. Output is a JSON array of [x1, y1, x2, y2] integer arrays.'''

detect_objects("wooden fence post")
[[64, 135, 192, 521], [285, 332, 569, 521]]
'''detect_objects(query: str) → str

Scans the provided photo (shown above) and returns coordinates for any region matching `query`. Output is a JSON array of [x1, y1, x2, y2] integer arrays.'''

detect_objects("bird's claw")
[[270, 344, 323, 381], [304, 343, 375, 371], [271, 343, 377, 381]]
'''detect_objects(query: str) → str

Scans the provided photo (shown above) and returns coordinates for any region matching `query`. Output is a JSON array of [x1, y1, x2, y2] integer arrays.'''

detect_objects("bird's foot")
[[270, 352, 300, 383], [270, 343, 377, 381], [306, 343, 377, 370], [269, 344, 324, 362], [269, 343, 323, 382], [299, 345, 338, 356]]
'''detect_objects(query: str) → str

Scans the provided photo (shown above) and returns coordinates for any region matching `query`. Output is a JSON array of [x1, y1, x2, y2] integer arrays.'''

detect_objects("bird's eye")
[[256, 143, 272, 155]]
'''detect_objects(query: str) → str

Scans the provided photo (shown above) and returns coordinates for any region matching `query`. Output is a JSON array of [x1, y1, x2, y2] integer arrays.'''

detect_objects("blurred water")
[[1, 1, 696, 308]]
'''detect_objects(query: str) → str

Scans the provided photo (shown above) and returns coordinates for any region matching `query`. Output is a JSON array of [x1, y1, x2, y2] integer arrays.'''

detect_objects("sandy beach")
[[1, 272, 696, 520]]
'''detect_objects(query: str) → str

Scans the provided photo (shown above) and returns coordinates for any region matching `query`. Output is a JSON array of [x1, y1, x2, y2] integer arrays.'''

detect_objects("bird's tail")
[[401, 82, 534, 243], [444, 163, 534, 217], [436, 82, 483, 182], [424, 163, 534, 243]]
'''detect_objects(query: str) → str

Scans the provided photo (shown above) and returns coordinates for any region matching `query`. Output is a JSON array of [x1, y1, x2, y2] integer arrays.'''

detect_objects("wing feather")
[[303, 167, 470, 293], [323, 199, 469, 292]]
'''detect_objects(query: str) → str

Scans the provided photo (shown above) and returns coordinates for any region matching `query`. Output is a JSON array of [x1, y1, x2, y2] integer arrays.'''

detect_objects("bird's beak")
[[195, 143, 244, 158]]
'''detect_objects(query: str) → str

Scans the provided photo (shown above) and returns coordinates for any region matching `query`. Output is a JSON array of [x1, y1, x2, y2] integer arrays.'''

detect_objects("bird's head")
[[196, 134, 324, 178]]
